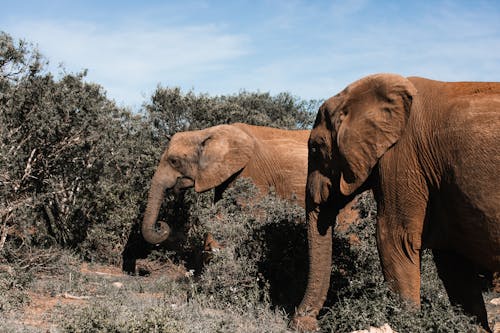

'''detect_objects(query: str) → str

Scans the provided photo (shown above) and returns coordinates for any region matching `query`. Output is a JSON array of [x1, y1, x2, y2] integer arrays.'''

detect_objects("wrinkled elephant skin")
[[294, 74, 500, 332]]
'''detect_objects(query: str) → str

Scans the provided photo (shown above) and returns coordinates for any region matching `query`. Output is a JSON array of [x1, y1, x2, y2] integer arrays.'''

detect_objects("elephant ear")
[[338, 74, 417, 196], [194, 125, 255, 192]]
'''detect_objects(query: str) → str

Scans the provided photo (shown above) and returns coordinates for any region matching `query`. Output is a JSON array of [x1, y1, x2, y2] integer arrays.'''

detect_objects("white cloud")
[[7, 19, 250, 107], [4, 1, 499, 108], [219, 5, 500, 102]]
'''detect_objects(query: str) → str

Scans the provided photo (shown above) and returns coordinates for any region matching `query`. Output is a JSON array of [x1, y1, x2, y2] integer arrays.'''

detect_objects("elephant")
[[292, 74, 500, 331], [132, 122, 361, 276], [141, 122, 312, 245]]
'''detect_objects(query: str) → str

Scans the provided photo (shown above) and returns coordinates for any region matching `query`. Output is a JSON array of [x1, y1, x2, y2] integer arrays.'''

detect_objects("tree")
[[144, 85, 318, 142], [0, 32, 159, 263]]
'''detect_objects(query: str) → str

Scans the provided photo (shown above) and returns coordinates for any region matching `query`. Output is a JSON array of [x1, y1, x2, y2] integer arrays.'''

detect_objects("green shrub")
[[188, 178, 307, 311], [1, 32, 162, 265], [144, 86, 317, 138], [58, 292, 288, 333]]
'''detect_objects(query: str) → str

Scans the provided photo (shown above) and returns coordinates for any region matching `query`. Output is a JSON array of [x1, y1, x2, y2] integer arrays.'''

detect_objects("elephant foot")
[[290, 315, 319, 332]]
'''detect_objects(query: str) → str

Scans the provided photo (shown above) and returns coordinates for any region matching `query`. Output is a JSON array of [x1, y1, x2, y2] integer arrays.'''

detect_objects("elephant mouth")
[[173, 177, 195, 194]]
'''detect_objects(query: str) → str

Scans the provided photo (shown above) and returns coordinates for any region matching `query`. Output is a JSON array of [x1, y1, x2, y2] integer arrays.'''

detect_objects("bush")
[[187, 178, 307, 311], [59, 291, 288, 333], [144, 86, 317, 139], [0, 244, 81, 316], [58, 179, 301, 333], [1, 31, 319, 267], [0, 269, 30, 313], [1, 32, 162, 265]]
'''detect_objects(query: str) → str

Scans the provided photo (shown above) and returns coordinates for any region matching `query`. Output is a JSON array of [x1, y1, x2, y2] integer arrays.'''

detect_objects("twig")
[[61, 292, 91, 300], [20, 148, 37, 185], [0, 216, 8, 251]]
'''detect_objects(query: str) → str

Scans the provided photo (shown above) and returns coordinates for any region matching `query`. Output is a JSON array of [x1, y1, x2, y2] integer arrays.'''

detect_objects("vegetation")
[[0, 32, 492, 332], [0, 31, 315, 265]]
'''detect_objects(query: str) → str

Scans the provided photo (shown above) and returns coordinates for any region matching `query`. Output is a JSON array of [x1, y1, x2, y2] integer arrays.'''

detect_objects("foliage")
[[59, 300, 185, 333], [187, 179, 307, 311], [0, 243, 81, 317], [1, 31, 317, 266], [1, 32, 155, 261], [144, 85, 317, 140], [0, 32, 46, 85], [0, 268, 30, 313]]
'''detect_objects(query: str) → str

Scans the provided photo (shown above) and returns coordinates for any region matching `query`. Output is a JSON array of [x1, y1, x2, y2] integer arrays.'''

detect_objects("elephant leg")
[[377, 215, 423, 305], [374, 178, 428, 306], [377, 234, 422, 306], [432, 250, 490, 332]]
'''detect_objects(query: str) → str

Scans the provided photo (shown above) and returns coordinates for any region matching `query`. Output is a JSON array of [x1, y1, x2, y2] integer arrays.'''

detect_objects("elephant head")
[[141, 124, 255, 244], [294, 73, 417, 330]]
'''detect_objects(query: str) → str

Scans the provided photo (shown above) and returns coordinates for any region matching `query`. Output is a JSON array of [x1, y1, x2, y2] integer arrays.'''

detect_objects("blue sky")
[[2, 0, 499, 109]]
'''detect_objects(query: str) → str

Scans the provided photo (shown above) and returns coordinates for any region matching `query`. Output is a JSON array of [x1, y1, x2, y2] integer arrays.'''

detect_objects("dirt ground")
[[11, 259, 500, 333], [12, 259, 183, 332]]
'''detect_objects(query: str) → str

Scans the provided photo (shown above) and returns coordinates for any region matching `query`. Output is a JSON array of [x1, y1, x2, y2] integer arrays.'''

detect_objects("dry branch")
[[61, 292, 91, 300], [0, 217, 8, 251]]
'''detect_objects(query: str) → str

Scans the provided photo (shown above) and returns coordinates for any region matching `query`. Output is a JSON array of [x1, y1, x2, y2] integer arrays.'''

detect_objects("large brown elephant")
[[141, 122, 311, 244], [293, 74, 500, 331]]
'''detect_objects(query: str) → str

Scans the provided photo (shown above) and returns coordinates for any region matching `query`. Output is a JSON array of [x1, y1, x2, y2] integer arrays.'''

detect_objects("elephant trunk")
[[292, 204, 333, 331], [141, 177, 171, 244]]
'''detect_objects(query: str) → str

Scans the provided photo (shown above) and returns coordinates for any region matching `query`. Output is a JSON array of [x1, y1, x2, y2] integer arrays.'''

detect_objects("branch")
[[0, 217, 8, 252], [62, 292, 91, 300], [19, 148, 37, 186], [0, 196, 34, 249]]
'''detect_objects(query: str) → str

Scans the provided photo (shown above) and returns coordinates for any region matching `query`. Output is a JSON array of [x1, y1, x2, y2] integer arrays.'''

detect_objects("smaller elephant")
[[141, 123, 311, 245], [138, 122, 362, 281]]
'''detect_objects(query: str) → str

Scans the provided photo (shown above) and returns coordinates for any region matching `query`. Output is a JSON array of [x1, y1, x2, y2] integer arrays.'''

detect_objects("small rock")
[[112, 282, 123, 289]]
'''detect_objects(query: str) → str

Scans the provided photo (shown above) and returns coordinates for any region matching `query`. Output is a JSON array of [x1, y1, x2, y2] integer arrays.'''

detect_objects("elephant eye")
[[169, 157, 180, 168], [309, 142, 321, 155], [201, 136, 212, 147], [339, 109, 348, 121]]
